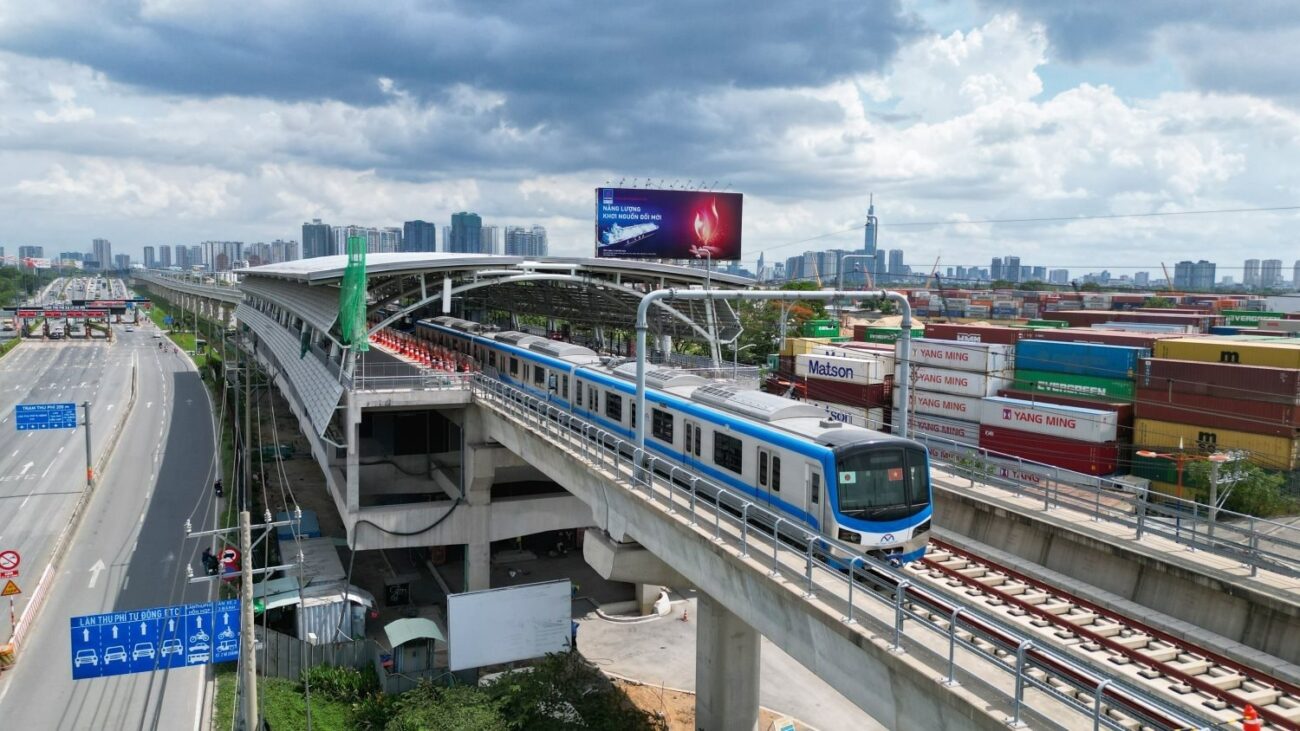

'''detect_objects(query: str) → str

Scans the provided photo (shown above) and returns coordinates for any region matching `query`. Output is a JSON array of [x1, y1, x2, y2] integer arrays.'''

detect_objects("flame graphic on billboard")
[[693, 198, 720, 248]]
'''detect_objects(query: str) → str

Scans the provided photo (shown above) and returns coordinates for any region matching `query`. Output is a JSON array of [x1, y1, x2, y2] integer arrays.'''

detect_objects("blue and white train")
[[415, 316, 932, 562]]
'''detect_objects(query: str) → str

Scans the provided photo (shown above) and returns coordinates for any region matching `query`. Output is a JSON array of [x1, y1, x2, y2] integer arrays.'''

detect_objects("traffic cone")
[[1242, 705, 1262, 731]]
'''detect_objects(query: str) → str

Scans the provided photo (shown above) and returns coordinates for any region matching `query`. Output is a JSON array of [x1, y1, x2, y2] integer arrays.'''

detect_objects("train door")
[[803, 462, 822, 525], [757, 447, 775, 506], [682, 418, 702, 471]]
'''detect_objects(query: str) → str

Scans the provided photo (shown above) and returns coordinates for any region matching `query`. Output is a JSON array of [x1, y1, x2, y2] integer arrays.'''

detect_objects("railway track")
[[907, 538, 1300, 730]]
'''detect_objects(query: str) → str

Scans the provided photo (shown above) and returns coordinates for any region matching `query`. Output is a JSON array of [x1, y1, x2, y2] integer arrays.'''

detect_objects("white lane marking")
[[121, 575, 129, 591], [20, 495, 29, 509], [88, 559, 106, 588], [18, 461, 33, 476], [146, 401, 153, 409], [9, 450, 16, 457], [58, 446, 64, 453]]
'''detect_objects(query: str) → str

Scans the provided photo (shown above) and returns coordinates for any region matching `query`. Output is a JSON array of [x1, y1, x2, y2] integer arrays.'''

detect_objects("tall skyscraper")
[[480, 225, 499, 255], [158, 245, 172, 269], [17, 245, 44, 260], [143, 246, 156, 269], [863, 195, 878, 278], [1177, 260, 1216, 290], [92, 238, 112, 270], [990, 257, 1003, 281], [302, 219, 333, 259], [188, 245, 202, 269], [1030, 266, 1047, 282], [873, 250, 887, 280], [204, 241, 243, 271], [1244, 258, 1261, 287], [1261, 259, 1283, 288], [1049, 269, 1069, 284], [503, 225, 548, 256], [449, 212, 483, 253], [1004, 256, 1021, 283], [402, 220, 437, 252], [114, 254, 130, 270]]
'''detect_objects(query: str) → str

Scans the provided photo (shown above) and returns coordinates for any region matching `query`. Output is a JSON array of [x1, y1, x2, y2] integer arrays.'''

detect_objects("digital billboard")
[[595, 188, 743, 261]]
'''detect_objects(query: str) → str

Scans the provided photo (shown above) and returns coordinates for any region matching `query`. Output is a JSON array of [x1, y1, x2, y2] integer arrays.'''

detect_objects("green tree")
[[486, 652, 666, 731], [1077, 281, 1103, 292], [730, 282, 833, 366], [988, 279, 1015, 289], [1183, 460, 1296, 517], [1142, 296, 1177, 309], [1019, 280, 1051, 291], [384, 683, 506, 731]]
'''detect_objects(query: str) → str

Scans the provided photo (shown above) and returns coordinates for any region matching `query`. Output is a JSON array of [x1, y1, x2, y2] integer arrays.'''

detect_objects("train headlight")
[[838, 528, 861, 544], [915, 520, 931, 535]]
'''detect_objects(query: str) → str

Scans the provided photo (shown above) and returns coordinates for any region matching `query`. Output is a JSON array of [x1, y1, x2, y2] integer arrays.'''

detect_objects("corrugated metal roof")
[[383, 617, 445, 648]]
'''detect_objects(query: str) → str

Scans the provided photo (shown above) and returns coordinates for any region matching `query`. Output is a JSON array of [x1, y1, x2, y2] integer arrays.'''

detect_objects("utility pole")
[[239, 338, 258, 731], [82, 401, 92, 487]]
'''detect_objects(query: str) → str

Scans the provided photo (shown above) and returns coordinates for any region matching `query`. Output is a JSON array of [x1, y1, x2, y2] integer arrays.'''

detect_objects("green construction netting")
[[339, 235, 369, 352]]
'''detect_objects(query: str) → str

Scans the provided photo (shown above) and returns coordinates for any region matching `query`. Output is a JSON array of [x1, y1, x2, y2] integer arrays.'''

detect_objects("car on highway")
[[160, 639, 183, 657], [124, 325, 134, 332], [74, 649, 98, 667], [132, 642, 155, 660], [104, 645, 127, 664]]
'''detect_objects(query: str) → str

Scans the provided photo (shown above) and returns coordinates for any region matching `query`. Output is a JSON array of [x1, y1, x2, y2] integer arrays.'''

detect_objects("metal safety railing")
[[469, 374, 1210, 731], [914, 432, 1300, 579], [347, 362, 474, 392]]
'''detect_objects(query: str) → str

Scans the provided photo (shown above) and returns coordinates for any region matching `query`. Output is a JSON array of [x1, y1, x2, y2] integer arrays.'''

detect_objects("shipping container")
[[763, 375, 806, 399], [1019, 327, 1183, 351], [1208, 326, 1244, 336], [811, 344, 894, 374], [901, 338, 1014, 373], [1153, 337, 1300, 369], [1015, 340, 1148, 380], [1134, 388, 1300, 438], [776, 355, 795, 377], [1026, 319, 1068, 329], [1012, 369, 1135, 401], [978, 425, 1120, 475], [860, 326, 924, 344], [1095, 322, 1197, 334], [806, 399, 885, 430], [800, 319, 840, 338], [923, 323, 1024, 345], [1137, 358, 1300, 405], [795, 353, 883, 384], [805, 378, 889, 408], [779, 337, 832, 357], [1222, 310, 1286, 327], [996, 388, 1134, 435], [1133, 418, 1300, 471], [1050, 310, 1222, 332], [895, 410, 980, 446], [901, 364, 1012, 397], [892, 388, 983, 421], [1257, 320, 1300, 333], [980, 396, 1119, 442]]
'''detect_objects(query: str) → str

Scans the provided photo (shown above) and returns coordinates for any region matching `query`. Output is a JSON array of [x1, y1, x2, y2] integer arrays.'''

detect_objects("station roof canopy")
[[238, 253, 756, 341]]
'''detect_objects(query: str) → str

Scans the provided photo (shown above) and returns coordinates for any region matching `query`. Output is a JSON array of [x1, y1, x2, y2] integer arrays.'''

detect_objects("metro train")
[[414, 316, 932, 562]]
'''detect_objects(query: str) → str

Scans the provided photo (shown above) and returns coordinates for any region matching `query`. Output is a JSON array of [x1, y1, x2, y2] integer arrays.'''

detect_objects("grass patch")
[[0, 337, 19, 360], [213, 664, 352, 731]]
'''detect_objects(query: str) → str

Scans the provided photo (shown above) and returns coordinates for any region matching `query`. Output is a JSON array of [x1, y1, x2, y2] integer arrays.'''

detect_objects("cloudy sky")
[[2, 0, 1299, 278]]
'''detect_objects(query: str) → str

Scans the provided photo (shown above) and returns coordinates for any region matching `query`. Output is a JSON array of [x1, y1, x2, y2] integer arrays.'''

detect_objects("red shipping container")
[[1050, 310, 1222, 332], [804, 378, 889, 408], [1134, 388, 1300, 438], [1020, 327, 1182, 351], [979, 425, 1120, 475], [997, 388, 1133, 435], [777, 355, 795, 377], [1137, 358, 1300, 405], [1235, 329, 1290, 337], [923, 323, 1024, 345]]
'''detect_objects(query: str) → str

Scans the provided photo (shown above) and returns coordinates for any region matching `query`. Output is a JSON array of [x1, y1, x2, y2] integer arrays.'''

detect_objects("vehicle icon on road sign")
[[160, 639, 183, 657], [132, 643, 155, 660], [74, 649, 98, 668], [104, 646, 127, 664]]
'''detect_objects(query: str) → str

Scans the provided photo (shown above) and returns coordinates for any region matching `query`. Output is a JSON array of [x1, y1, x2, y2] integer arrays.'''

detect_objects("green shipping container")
[[830, 336, 851, 343], [1130, 454, 1178, 484], [801, 319, 840, 337], [1013, 369, 1135, 400], [1026, 319, 1068, 328], [862, 326, 924, 343], [1223, 310, 1285, 327]]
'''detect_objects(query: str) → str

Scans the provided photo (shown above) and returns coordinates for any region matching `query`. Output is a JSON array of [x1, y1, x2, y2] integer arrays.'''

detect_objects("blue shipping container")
[[1014, 340, 1149, 380], [1209, 326, 1244, 335]]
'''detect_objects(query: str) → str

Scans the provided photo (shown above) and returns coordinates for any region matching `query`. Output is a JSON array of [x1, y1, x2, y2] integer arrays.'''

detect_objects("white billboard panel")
[[448, 579, 571, 671]]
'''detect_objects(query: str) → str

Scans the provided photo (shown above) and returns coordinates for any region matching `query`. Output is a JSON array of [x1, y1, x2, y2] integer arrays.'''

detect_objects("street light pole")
[[82, 401, 92, 487]]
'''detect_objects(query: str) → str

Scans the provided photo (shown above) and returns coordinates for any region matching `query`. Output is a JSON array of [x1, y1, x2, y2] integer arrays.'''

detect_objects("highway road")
[[0, 323, 222, 730]]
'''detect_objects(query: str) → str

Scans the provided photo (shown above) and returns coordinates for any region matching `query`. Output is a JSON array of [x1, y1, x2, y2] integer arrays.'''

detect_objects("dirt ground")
[[615, 679, 812, 731]]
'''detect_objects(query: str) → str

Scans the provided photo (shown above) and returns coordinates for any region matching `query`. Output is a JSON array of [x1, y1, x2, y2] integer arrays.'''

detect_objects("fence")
[[346, 362, 474, 392], [254, 626, 374, 681], [911, 432, 1300, 579], [470, 374, 1209, 730]]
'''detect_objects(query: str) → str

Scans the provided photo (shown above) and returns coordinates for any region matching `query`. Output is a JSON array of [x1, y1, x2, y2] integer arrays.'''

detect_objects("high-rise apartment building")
[[269, 239, 297, 263], [503, 225, 548, 257], [1244, 259, 1261, 287], [1004, 256, 1021, 283], [92, 238, 112, 270], [1261, 259, 1283, 288], [189, 246, 202, 269], [17, 245, 43, 260], [114, 254, 131, 270], [887, 249, 905, 277], [159, 245, 171, 269], [449, 212, 483, 253], [204, 241, 243, 271], [873, 250, 887, 280], [402, 220, 437, 253], [1049, 269, 1069, 284], [302, 219, 333, 259], [1030, 266, 1047, 282], [1175, 260, 1216, 290], [990, 257, 1003, 281], [1134, 271, 1149, 286], [480, 226, 499, 255], [1294, 260, 1300, 290], [143, 246, 156, 269]]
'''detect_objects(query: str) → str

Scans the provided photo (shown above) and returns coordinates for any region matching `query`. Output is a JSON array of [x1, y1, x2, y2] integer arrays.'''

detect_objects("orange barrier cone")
[[1243, 705, 1262, 731]]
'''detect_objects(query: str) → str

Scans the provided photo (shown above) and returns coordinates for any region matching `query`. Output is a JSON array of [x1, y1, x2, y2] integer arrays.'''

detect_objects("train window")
[[810, 471, 820, 504], [605, 393, 623, 422], [651, 409, 673, 442], [562, 376, 569, 400], [693, 424, 702, 457], [630, 401, 636, 428], [533, 364, 546, 386], [772, 456, 781, 492], [684, 423, 693, 454], [758, 450, 769, 487], [576, 381, 583, 407], [589, 386, 598, 411], [509, 357, 519, 376], [488, 351, 496, 368], [713, 432, 743, 474]]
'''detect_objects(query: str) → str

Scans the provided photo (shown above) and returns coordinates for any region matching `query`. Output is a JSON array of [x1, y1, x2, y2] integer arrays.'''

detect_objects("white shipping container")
[[808, 399, 884, 430], [1022, 302, 1040, 317], [811, 345, 895, 372], [898, 365, 1012, 397], [894, 410, 980, 446], [978, 396, 1117, 443], [898, 338, 1014, 374], [1255, 319, 1300, 333], [892, 388, 984, 421], [795, 354, 881, 385]]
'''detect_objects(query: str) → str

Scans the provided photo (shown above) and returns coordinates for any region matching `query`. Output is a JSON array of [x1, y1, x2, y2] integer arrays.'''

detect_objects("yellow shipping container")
[[1154, 337, 1300, 369], [1134, 418, 1300, 471], [780, 337, 831, 357]]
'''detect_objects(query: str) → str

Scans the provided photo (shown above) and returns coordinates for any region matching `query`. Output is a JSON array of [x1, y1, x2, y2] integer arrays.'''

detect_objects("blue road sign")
[[70, 599, 240, 680], [164, 315, 173, 325], [15, 403, 78, 431]]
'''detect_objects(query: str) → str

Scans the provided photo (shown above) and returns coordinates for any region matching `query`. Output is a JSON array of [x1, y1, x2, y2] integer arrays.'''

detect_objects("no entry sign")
[[0, 550, 19, 579]]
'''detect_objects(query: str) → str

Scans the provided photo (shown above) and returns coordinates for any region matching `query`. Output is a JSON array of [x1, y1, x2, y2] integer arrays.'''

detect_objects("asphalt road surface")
[[0, 324, 222, 730]]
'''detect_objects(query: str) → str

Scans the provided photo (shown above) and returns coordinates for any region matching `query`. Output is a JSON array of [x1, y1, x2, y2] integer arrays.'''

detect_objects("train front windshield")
[[834, 447, 930, 521]]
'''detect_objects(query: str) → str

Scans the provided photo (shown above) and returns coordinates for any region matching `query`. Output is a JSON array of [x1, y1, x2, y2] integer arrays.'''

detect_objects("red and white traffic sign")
[[220, 548, 240, 567], [0, 550, 19, 579]]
